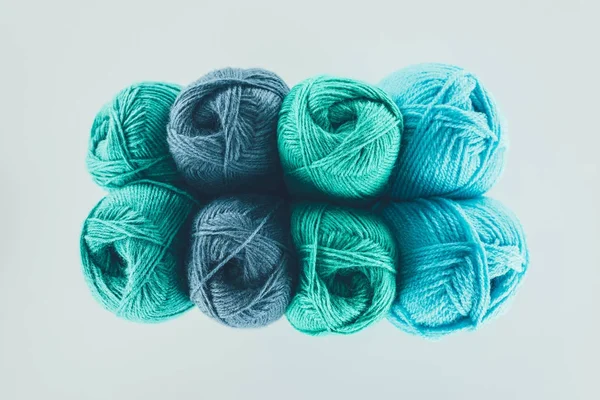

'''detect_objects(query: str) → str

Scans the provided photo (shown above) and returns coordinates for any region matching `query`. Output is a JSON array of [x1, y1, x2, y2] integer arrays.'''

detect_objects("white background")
[[1, 0, 598, 399]]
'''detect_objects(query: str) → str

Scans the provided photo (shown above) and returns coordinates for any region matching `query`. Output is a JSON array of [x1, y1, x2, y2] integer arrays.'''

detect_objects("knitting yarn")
[[80, 182, 195, 322], [286, 203, 397, 335], [187, 195, 296, 328], [382, 197, 528, 338], [168, 68, 289, 195], [87, 82, 181, 189], [379, 63, 506, 200], [277, 76, 403, 201]]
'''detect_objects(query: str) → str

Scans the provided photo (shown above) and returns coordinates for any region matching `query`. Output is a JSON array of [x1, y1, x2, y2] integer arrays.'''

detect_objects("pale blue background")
[[1, 0, 598, 399]]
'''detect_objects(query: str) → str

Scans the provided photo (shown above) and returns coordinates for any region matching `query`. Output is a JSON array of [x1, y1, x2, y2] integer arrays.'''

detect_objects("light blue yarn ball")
[[382, 197, 528, 338], [379, 63, 507, 200]]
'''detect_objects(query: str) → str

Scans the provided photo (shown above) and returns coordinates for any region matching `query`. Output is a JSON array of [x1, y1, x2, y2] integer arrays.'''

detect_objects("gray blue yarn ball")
[[187, 195, 296, 328], [167, 68, 289, 195]]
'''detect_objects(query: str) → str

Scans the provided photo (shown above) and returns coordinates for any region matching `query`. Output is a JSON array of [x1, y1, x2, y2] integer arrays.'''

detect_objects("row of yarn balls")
[[81, 63, 528, 338]]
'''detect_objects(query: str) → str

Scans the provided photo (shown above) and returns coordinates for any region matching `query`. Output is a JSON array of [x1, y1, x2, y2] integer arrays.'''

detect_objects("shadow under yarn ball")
[[87, 82, 181, 190], [187, 195, 296, 328], [379, 63, 506, 200], [286, 203, 397, 335], [382, 197, 528, 338], [168, 68, 289, 195], [277, 76, 403, 201], [80, 182, 196, 322]]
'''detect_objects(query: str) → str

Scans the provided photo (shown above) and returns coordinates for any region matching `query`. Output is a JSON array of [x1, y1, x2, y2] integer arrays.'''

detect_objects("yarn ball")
[[277, 76, 403, 201], [80, 182, 195, 322], [168, 68, 289, 195], [187, 195, 296, 328], [382, 197, 528, 338], [379, 63, 507, 200], [286, 203, 397, 335], [87, 82, 181, 189]]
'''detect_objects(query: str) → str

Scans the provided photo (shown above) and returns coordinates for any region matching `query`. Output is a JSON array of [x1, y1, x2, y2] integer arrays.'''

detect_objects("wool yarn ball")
[[168, 68, 289, 195], [187, 195, 296, 328], [286, 203, 397, 335], [80, 182, 195, 322], [87, 82, 181, 189], [382, 197, 528, 338], [379, 63, 507, 200], [277, 76, 403, 201]]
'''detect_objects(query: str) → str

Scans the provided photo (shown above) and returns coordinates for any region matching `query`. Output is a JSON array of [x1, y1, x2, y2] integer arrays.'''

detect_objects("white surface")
[[0, 0, 598, 399]]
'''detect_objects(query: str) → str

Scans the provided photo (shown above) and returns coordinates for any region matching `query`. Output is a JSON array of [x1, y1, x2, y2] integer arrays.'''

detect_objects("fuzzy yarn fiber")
[[168, 68, 289, 195], [382, 197, 528, 337], [87, 82, 181, 189], [277, 76, 403, 201], [286, 203, 397, 335], [379, 63, 506, 200], [80, 182, 195, 322], [187, 195, 296, 328]]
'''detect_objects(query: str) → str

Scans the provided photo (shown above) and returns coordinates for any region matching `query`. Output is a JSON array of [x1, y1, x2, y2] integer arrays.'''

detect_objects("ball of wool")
[[381, 197, 528, 338], [286, 203, 397, 335], [168, 68, 289, 194], [379, 63, 507, 200], [87, 82, 181, 190], [277, 76, 403, 201], [80, 182, 195, 322], [187, 195, 296, 328]]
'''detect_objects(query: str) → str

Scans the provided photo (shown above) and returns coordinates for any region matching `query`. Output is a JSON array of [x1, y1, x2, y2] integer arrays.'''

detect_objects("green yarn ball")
[[87, 82, 181, 190], [80, 182, 195, 322], [286, 203, 397, 335], [277, 76, 403, 201]]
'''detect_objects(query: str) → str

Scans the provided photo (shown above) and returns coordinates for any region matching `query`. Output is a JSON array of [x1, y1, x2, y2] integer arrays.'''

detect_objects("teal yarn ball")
[[379, 63, 506, 200], [381, 197, 528, 338], [87, 82, 181, 190], [80, 182, 195, 322], [286, 203, 397, 335], [278, 76, 403, 201]]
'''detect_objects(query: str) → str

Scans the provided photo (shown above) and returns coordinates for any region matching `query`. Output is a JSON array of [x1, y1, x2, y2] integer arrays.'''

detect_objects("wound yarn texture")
[[80, 182, 195, 322], [80, 64, 527, 337], [87, 82, 181, 189], [379, 63, 506, 200], [381, 197, 528, 338], [286, 203, 397, 335], [187, 195, 296, 328], [277, 76, 403, 201], [168, 68, 289, 195]]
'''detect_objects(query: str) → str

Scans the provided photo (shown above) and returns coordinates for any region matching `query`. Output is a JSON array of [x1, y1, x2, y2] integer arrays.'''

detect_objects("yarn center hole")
[[220, 258, 260, 289], [328, 269, 368, 299], [104, 245, 126, 278], [192, 100, 221, 134], [326, 101, 358, 133]]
